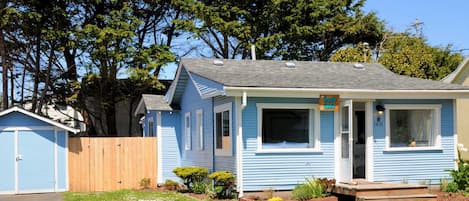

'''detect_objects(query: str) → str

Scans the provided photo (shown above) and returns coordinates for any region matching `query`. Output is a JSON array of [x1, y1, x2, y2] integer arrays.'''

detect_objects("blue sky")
[[364, 0, 469, 54]]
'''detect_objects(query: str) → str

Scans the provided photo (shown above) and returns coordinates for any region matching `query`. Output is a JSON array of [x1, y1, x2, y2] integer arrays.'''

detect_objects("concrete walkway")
[[0, 193, 63, 201]]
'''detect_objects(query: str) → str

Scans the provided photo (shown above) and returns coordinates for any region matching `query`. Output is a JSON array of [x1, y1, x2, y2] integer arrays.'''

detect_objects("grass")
[[63, 189, 199, 201]]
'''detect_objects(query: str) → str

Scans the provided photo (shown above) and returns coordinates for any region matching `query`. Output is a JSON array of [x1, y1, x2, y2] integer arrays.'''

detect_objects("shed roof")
[[134, 94, 172, 115], [181, 58, 469, 90], [0, 106, 80, 133]]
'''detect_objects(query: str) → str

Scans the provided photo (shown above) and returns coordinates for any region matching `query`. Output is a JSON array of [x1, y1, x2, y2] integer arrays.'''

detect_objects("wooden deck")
[[334, 180, 437, 201]]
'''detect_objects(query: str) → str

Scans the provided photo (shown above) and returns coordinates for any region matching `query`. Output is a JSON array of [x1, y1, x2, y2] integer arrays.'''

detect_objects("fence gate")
[[68, 137, 157, 192]]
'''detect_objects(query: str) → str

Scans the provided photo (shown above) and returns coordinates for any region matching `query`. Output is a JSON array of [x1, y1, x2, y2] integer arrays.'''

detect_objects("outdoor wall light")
[[376, 104, 385, 122]]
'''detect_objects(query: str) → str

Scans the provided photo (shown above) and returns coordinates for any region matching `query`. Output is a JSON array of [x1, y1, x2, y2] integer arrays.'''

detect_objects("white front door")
[[338, 100, 353, 182]]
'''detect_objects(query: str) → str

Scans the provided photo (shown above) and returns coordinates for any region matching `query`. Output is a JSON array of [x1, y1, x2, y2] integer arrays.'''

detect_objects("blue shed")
[[0, 106, 79, 194]]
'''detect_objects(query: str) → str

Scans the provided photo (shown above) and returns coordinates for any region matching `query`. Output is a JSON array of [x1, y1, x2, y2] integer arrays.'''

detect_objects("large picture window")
[[257, 103, 319, 152], [385, 104, 441, 150]]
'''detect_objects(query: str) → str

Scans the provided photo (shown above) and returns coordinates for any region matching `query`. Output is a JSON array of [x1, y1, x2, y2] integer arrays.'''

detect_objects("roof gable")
[[443, 56, 469, 84], [0, 107, 80, 133], [134, 94, 173, 116]]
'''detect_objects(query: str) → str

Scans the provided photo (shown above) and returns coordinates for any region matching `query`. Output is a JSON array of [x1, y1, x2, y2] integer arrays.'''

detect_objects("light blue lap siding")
[[0, 112, 50, 127], [161, 111, 182, 182], [373, 99, 454, 184], [242, 97, 335, 191], [214, 96, 236, 174], [180, 76, 213, 170]]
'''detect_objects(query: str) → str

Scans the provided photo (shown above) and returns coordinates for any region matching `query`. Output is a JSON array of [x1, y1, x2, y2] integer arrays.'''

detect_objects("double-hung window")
[[147, 118, 154, 137], [196, 109, 204, 150], [185, 112, 191, 150], [385, 104, 441, 150], [214, 103, 232, 156], [257, 103, 320, 152]]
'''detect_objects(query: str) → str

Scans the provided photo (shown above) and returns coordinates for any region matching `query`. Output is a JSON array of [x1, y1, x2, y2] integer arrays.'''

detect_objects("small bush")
[[447, 144, 469, 193], [445, 182, 459, 193], [268, 196, 283, 201], [291, 178, 328, 200], [192, 181, 208, 194], [173, 166, 208, 192], [139, 178, 151, 189], [208, 171, 236, 199], [163, 179, 181, 191]]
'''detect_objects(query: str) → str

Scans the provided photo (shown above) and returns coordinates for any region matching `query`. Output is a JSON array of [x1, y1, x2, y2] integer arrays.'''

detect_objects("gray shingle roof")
[[181, 58, 469, 90], [141, 94, 172, 111]]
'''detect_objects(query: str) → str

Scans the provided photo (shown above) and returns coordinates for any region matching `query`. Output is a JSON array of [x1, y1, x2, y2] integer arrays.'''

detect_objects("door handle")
[[16, 155, 23, 161]]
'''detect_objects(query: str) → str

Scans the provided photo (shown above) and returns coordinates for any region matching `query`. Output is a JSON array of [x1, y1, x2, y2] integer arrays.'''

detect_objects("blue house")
[[0, 106, 79, 194], [135, 58, 469, 195]]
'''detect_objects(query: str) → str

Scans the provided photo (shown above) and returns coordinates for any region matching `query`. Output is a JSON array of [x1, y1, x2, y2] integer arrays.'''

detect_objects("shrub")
[[291, 178, 328, 200], [192, 181, 208, 194], [447, 144, 469, 193], [268, 196, 283, 201], [173, 166, 208, 191], [163, 179, 181, 191], [445, 182, 459, 193], [208, 171, 236, 199], [139, 178, 151, 189]]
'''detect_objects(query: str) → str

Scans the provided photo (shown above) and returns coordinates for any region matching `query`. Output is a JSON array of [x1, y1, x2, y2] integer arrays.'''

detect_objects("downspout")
[[237, 91, 247, 197]]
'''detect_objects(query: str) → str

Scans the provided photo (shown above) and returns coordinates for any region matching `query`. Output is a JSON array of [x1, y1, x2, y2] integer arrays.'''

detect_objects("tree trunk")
[[9, 54, 14, 106], [31, 32, 41, 113], [20, 66, 26, 105], [37, 43, 55, 113], [0, 29, 8, 110]]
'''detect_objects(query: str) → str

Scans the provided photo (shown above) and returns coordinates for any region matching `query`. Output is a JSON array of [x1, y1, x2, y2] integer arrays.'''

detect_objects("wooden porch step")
[[356, 193, 437, 201], [355, 186, 429, 196]]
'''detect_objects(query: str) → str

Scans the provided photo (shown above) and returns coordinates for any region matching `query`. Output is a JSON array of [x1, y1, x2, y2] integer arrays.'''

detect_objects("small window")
[[196, 109, 204, 150], [257, 103, 319, 151], [386, 104, 441, 149], [214, 103, 232, 156], [148, 120, 154, 137], [185, 112, 191, 150]]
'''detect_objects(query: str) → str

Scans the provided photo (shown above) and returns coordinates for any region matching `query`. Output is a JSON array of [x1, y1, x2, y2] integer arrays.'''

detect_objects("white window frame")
[[385, 104, 442, 151], [147, 117, 154, 137], [185, 112, 191, 150], [196, 109, 204, 150], [214, 102, 232, 156], [256, 103, 321, 153]]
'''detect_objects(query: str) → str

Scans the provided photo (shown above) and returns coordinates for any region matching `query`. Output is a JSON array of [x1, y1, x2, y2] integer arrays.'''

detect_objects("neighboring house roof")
[[167, 58, 469, 105], [134, 94, 172, 116], [442, 56, 469, 84], [0, 106, 80, 133]]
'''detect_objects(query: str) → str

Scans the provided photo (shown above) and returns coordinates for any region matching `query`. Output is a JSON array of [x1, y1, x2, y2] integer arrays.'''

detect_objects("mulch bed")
[[433, 190, 468, 201]]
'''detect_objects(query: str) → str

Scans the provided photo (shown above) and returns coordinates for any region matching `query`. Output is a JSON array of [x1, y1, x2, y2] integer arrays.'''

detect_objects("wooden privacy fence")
[[68, 137, 157, 192]]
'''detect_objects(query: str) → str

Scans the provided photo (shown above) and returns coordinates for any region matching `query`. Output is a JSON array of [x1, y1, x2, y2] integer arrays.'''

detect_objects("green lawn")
[[63, 189, 200, 201]]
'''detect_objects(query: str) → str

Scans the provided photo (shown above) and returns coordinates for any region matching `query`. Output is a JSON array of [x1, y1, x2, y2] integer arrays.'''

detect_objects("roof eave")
[[224, 86, 469, 99], [0, 106, 80, 133]]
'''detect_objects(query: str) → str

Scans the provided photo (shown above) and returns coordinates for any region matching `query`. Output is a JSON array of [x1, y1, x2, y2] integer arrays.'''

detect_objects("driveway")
[[0, 193, 63, 201]]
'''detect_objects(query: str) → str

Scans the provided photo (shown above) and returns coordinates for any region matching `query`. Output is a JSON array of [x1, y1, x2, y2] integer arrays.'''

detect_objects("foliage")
[[330, 32, 463, 80], [447, 144, 469, 193], [175, 0, 384, 60], [291, 178, 329, 200], [192, 181, 208, 194], [208, 171, 236, 199], [62, 189, 198, 201], [173, 166, 209, 192], [163, 179, 182, 191], [268, 196, 283, 201], [139, 178, 151, 189]]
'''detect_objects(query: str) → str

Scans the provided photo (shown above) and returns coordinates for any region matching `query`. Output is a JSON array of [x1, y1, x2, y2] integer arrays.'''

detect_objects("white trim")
[[384, 104, 442, 151], [167, 63, 185, 104], [134, 97, 146, 117], [54, 128, 58, 192], [156, 112, 163, 183], [214, 102, 233, 156], [16, 189, 57, 194], [184, 112, 191, 150], [65, 130, 69, 191], [224, 87, 469, 99], [0, 191, 16, 195], [442, 56, 469, 83], [235, 97, 244, 196], [196, 109, 204, 150], [365, 101, 374, 181], [256, 103, 320, 153], [0, 126, 56, 131], [14, 128, 18, 194], [0, 107, 79, 133], [453, 99, 459, 170]]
